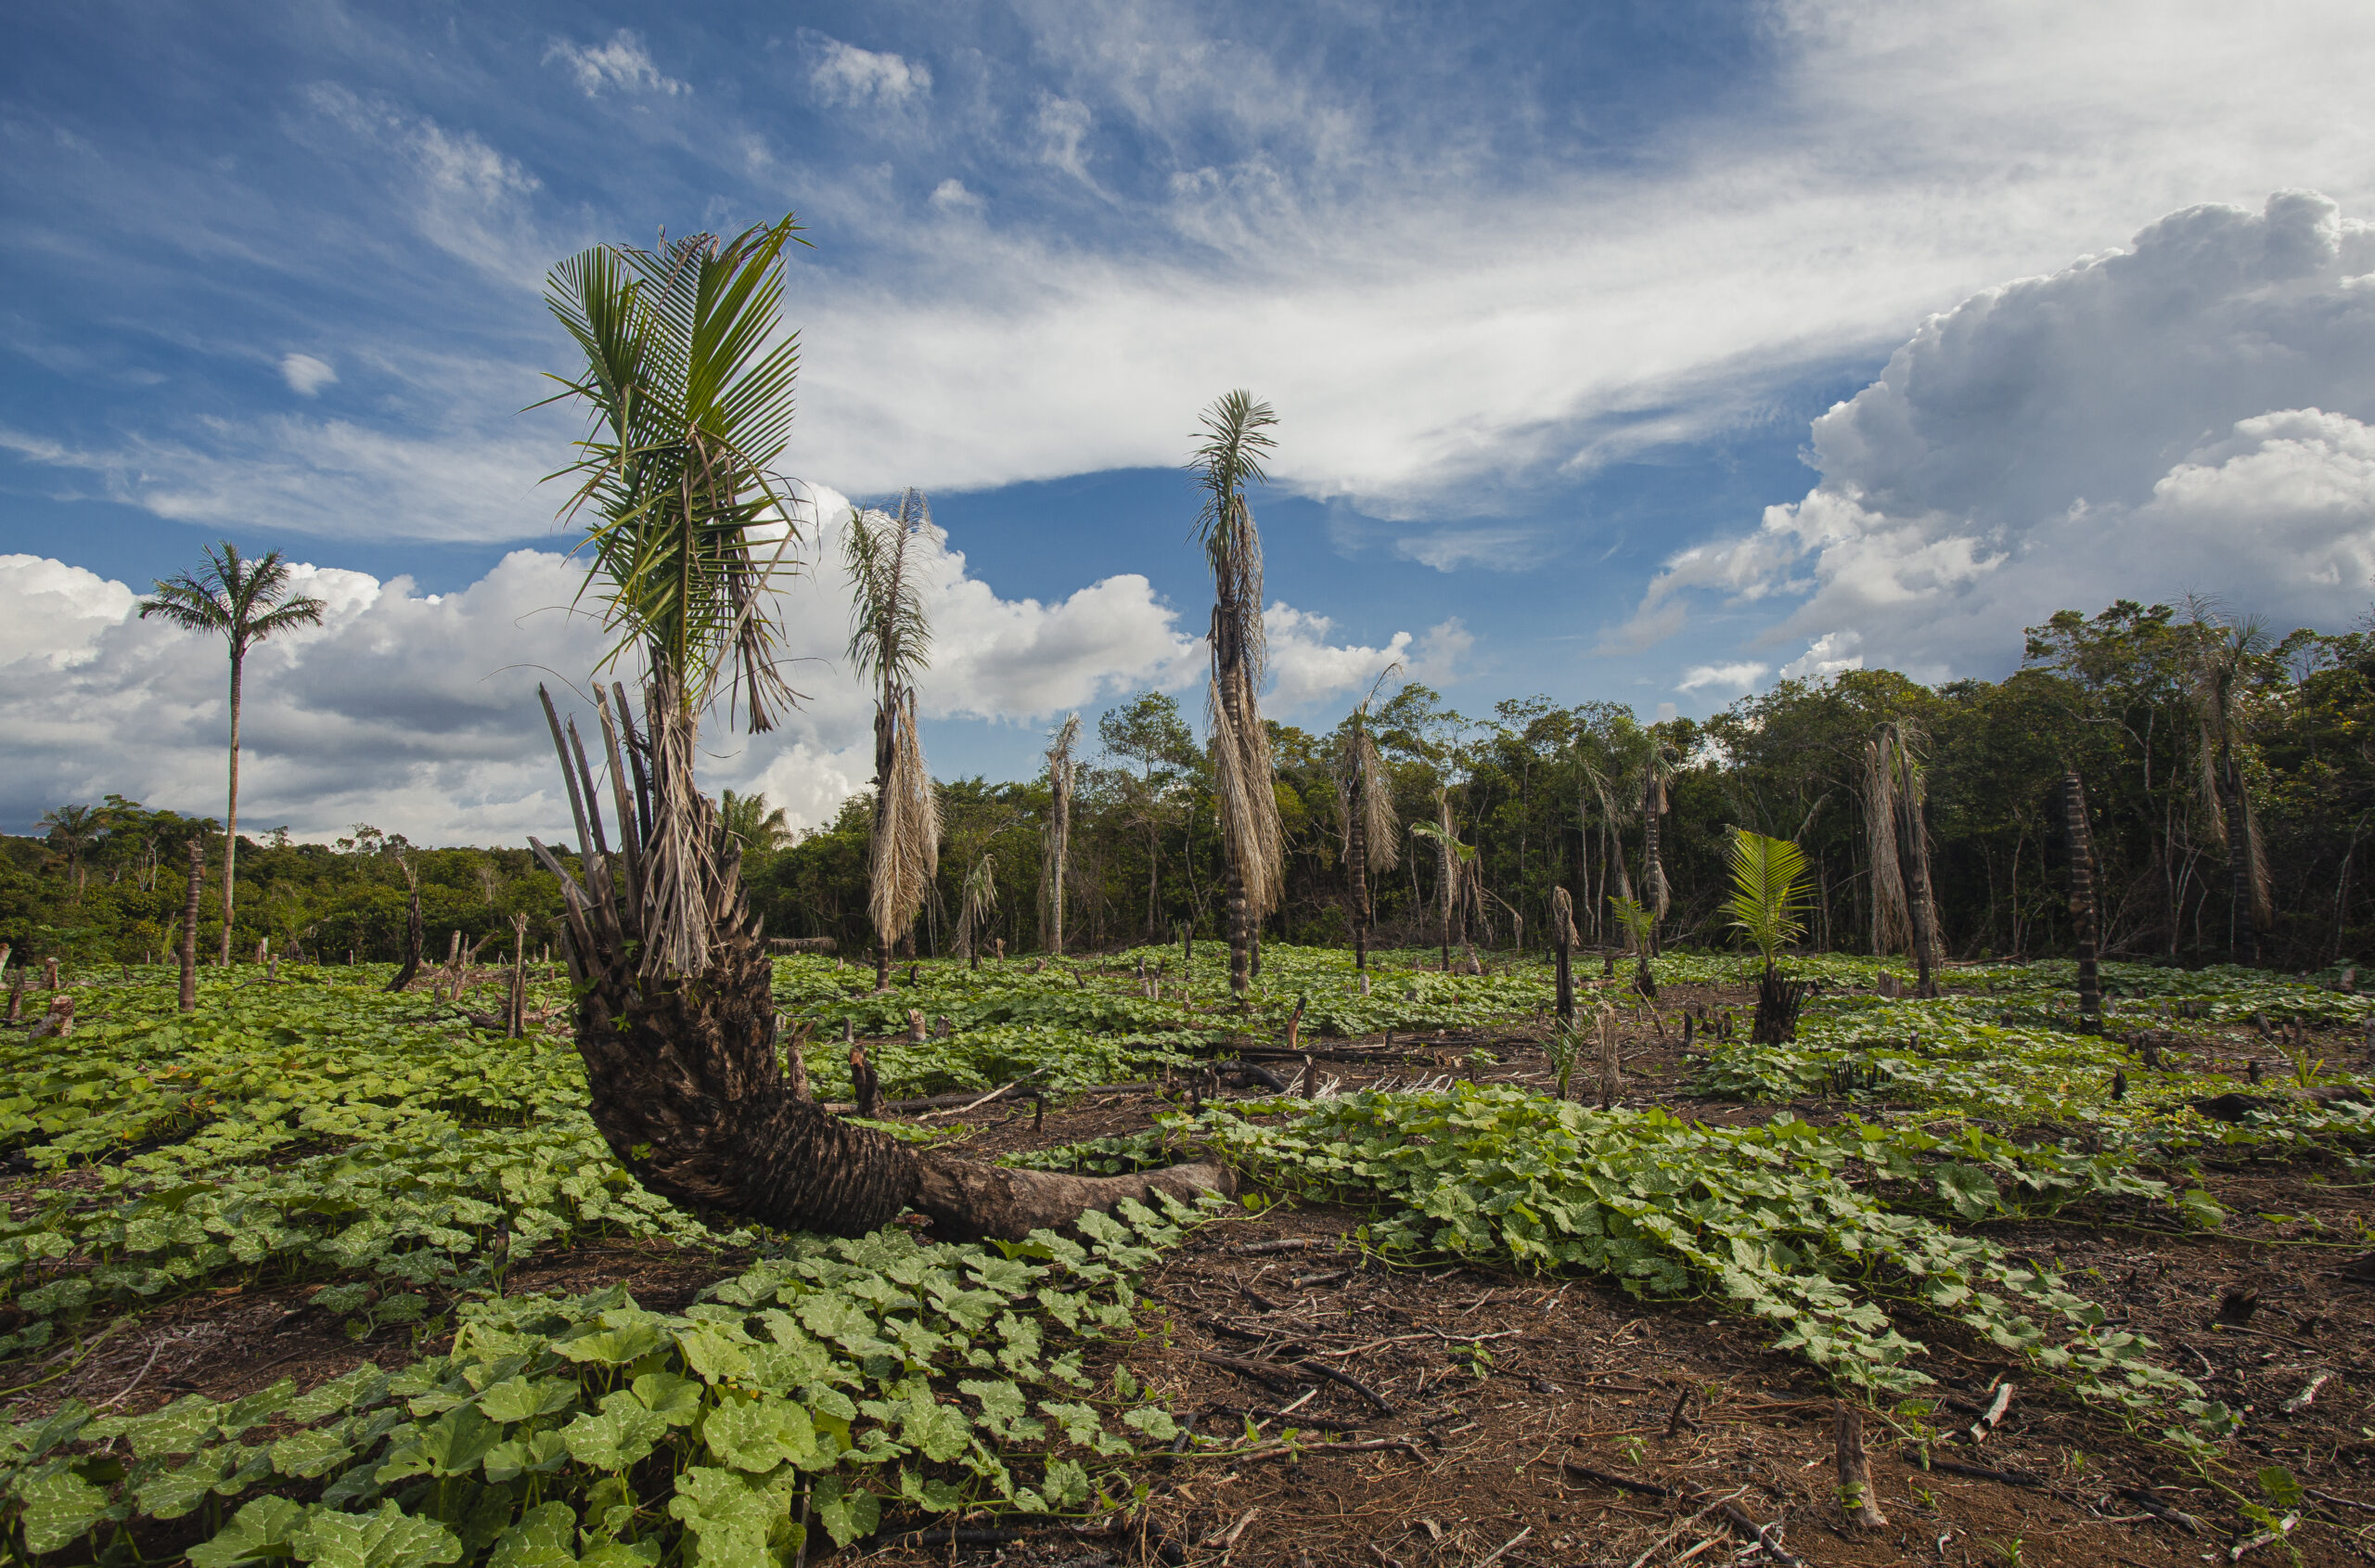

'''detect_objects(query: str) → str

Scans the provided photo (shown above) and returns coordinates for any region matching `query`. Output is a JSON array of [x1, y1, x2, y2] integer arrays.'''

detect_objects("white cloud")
[[0, 492, 1441, 836], [758, 3, 2375, 532], [1616, 191, 2375, 675], [546, 32, 688, 98], [1675, 661, 1768, 694], [1031, 93, 1094, 183], [807, 37, 931, 107], [279, 353, 337, 396], [929, 179, 983, 215], [1778, 631, 1864, 683]]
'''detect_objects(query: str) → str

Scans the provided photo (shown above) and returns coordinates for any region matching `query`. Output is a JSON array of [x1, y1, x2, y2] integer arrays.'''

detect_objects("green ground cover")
[[1, 948, 2369, 1562]]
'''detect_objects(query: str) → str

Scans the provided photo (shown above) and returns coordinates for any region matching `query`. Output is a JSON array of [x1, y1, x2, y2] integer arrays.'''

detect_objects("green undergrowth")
[[1695, 978, 2375, 1168], [1, 1199, 1206, 1564], [0, 971, 736, 1365], [1023, 1088, 2229, 1441]]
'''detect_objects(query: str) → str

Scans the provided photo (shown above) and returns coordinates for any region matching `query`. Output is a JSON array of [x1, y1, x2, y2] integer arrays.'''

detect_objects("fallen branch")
[[1904, 1448, 2046, 1488]]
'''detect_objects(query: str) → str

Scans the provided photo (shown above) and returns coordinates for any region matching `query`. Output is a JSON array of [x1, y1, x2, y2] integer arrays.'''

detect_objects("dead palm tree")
[[1332, 666, 1401, 970], [2188, 606, 2274, 965], [138, 544, 326, 963], [846, 493, 940, 989], [1410, 790, 1482, 972], [1864, 720, 1944, 996], [1191, 391, 1286, 996], [1638, 739, 1677, 958], [956, 851, 999, 970], [1040, 714, 1081, 955], [530, 216, 1223, 1240]]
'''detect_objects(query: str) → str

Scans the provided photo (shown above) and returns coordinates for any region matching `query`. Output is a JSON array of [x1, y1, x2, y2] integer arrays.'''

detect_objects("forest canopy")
[[9, 598, 2371, 975]]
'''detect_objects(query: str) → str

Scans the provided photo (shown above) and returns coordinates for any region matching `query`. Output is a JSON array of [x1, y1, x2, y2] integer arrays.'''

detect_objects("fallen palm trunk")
[[530, 684, 1232, 1242]]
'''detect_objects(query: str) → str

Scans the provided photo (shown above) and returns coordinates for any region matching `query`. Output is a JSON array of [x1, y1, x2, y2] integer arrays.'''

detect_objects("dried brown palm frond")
[[1334, 731, 1400, 876], [2187, 602, 2276, 951], [956, 851, 998, 960], [846, 492, 940, 983], [870, 688, 940, 954], [1210, 675, 1286, 919], [1640, 743, 1675, 923], [1040, 714, 1081, 954]]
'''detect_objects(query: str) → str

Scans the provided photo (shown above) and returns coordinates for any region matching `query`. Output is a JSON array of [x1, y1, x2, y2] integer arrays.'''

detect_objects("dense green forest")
[[9, 598, 2373, 974]]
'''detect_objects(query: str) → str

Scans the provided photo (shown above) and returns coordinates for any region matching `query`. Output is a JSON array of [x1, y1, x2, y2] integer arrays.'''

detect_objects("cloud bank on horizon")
[[0, 490, 1465, 842]]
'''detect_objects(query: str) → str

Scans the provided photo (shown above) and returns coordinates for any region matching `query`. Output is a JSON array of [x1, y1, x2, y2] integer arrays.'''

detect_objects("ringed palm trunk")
[[872, 697, 895, 991], [1346, 802, 1370, 970], [178, 837, 203, 1012], [1640, 770, 1664, 959], [533, 684, 1229, 1240], [2062, 771, 2102, 1030], [221, 649, 243, 966], [1214, 586, 1255, 996]]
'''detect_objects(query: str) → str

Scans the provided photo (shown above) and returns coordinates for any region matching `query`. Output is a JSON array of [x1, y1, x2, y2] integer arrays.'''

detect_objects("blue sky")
[[5, 2, 2375, 838]]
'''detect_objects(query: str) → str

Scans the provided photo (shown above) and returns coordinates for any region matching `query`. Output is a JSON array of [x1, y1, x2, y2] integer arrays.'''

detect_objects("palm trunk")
[[221, 649, 243, 966], [385, 881, 424, 992], [1641, 770, 1664, 959], [872, 696, 896, 991], [178, 837, 203, 1012], [2062, 771, 2102, 1031], [2222, 753, 2257, 965], [533, 684, 1229, 1240], [1901, 792, 1942, 997], [1347, 801, 1370, 971]]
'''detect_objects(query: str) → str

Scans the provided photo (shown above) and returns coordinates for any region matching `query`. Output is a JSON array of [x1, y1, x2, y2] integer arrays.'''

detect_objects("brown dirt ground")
[[8, 975, 2374, 1567]]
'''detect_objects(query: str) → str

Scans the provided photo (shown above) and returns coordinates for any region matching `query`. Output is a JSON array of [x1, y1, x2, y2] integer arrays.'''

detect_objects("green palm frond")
[[1725, 827, 1814, 967], [539, 214, 810, 731]]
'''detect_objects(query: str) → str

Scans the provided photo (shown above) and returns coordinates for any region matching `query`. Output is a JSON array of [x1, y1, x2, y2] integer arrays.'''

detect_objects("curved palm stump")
[[529, 685, 1231, 1241]]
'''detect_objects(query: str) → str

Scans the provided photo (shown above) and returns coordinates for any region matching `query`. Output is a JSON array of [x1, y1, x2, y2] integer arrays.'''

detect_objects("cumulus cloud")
[[807, 37, 931, 107], [0, 490, 1441, 838], [546, 32, 687, 97], [1778, 631, 1864, 683], [279, 353, 337, 396], [1675, 661, 1768, 694], [1615, 191, 2375, 677]]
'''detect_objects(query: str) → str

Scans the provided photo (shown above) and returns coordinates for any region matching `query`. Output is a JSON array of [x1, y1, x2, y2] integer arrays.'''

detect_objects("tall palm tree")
[[139, 544, 326, 963], [1332, 666, 1401, 970], [1191, 390, 1286, 996], [2189, 608, 2273, 965], [1864, 719, 1944, 996], [845, 492, 940, 989], [1040, 714, 1081, 955], [530, 216, 1225, 1241]]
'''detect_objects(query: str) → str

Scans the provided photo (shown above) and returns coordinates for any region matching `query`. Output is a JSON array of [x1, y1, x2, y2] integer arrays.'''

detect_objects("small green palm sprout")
[[1726, 827, 1817, 1044], [1725, 828, 1814, 970]]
